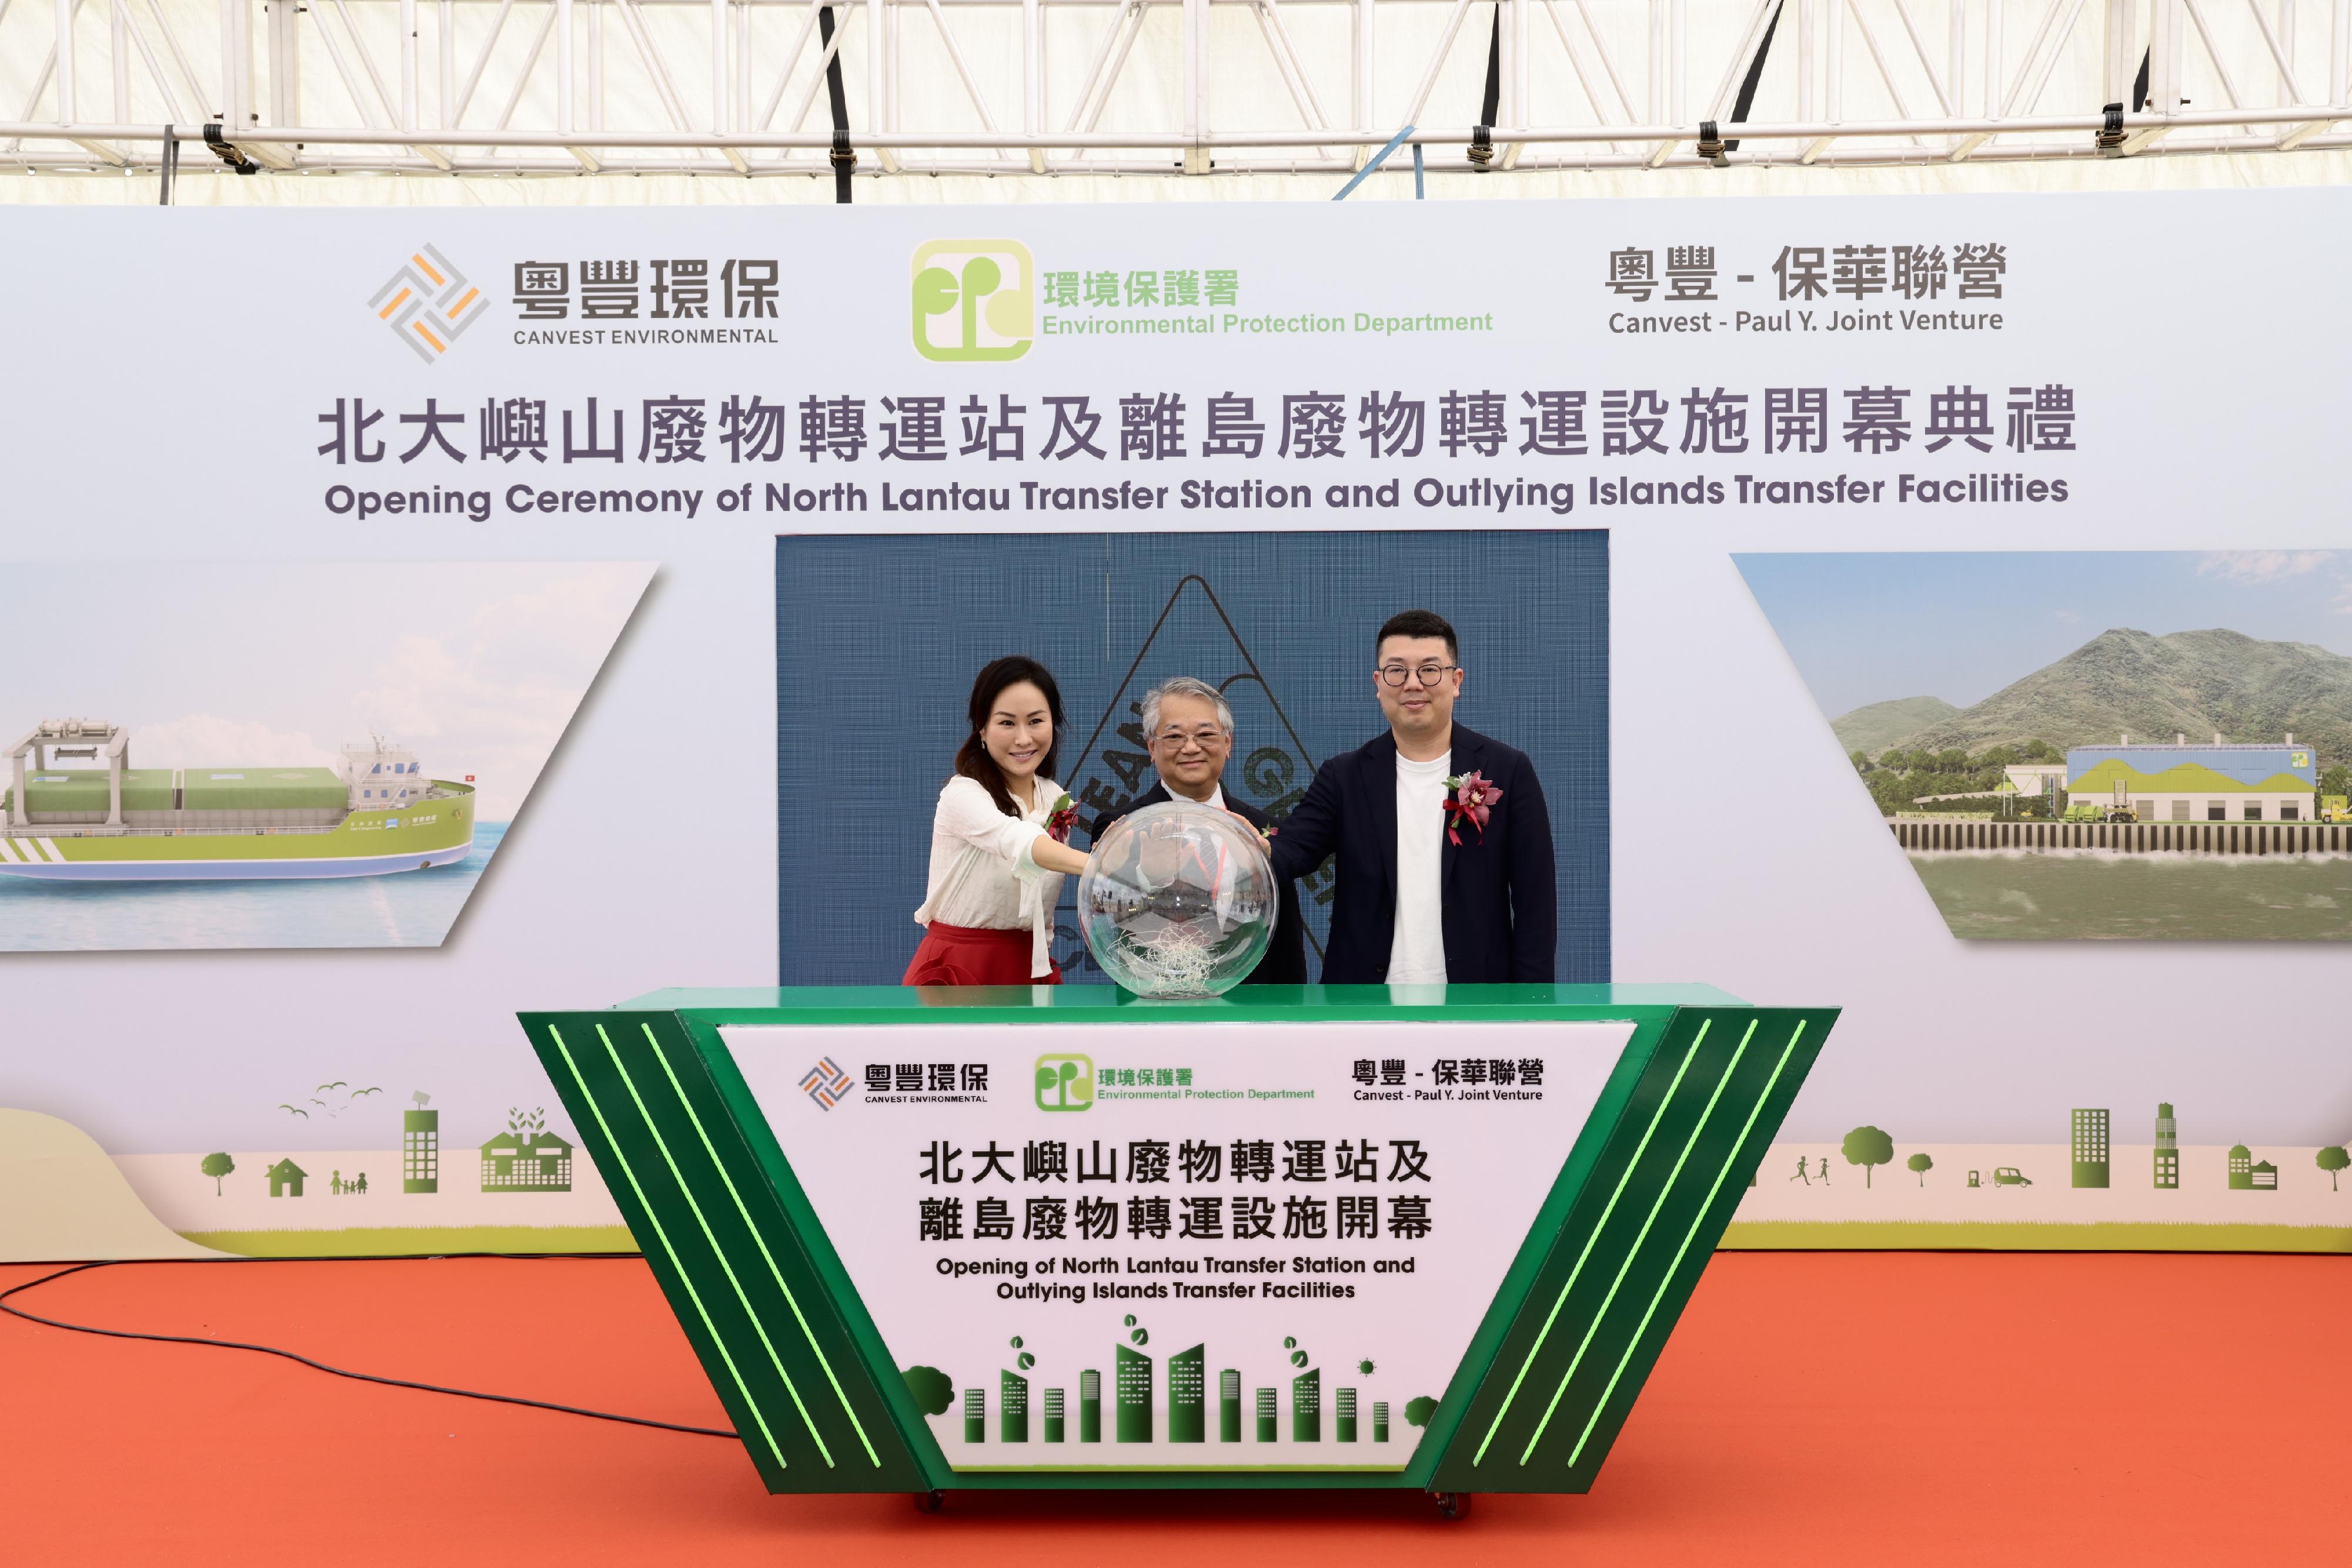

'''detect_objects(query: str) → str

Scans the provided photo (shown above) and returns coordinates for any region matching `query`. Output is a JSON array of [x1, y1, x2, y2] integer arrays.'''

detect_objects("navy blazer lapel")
[[1363, 731, 1400, 904], [1441, 726, 1485, 892]]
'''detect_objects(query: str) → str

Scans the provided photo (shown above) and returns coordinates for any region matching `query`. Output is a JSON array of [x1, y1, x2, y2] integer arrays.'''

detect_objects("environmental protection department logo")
[[1034, 1053, 1093, 1112], [798, 1057, 856, 1111], [367, 243, 489, 363], [912, 239, 1034, 362]]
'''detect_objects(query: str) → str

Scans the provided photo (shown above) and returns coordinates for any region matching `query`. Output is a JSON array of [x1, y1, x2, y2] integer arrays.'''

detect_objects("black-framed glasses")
[[1377, 663, 1459, 687]]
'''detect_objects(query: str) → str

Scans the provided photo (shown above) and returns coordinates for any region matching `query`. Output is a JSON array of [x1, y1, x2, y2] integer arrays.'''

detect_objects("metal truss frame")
[[2, 0, 2350, 178]]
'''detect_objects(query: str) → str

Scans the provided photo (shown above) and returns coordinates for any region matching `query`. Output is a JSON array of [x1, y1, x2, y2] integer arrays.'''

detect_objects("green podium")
[[516, 985, 1832, 1505]]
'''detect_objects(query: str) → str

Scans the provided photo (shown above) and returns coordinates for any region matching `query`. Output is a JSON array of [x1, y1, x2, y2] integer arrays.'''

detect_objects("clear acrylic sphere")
[[1078, 801, 1278, 998]]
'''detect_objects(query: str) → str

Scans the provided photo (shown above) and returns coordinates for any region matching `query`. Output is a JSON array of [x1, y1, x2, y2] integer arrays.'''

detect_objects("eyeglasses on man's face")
[[1376, 663, 1460, 687], [1153, 726, 1228, 751]]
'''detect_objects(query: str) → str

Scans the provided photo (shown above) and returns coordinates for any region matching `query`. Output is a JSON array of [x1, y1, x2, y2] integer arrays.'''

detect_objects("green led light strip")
[[1519, 1018, 1759, 1464], [1469, 1017, 1712, 1467], [546, 1024, 789, 1470], [1565, 1019, 1808, 1468], [594, 1024, 836, 1467], [640, 1022, 882, 1467]]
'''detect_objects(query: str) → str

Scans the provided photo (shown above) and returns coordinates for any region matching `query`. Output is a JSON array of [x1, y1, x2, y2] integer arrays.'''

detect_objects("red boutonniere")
[[1046, 793, 1080, 844], [1444, 771, 1502, 847]]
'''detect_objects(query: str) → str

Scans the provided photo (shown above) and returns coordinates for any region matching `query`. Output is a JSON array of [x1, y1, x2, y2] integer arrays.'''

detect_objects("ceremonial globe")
[[1077, 801, 1279, 998]]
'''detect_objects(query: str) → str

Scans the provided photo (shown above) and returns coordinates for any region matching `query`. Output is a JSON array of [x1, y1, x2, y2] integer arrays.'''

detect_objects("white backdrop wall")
[[2, 187, 2350, 1259]]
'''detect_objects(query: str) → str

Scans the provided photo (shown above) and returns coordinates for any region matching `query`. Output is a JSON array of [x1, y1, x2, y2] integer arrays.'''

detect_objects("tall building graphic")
[[1336, 1386, 1358, 1443], [963, 1387, 985, 1443], [1043, 1386, 1065, 1443], [1291, 1368, 1321, 1443], [2154, 1102, 2180, 1189], [1115, 1343, 1153, 1443], [1079, 1369, 1101, 1442], [1000, 1369, 1028, 1443], [1168, 1345, 1205, 1442], [1373, 1400, 1391, 1442], [402, 1095, 440, 1193], [1255, 1386, 1277, 1442], [2070, 1108, 2110, 1189], [1219, 1369, 1241, 1442]]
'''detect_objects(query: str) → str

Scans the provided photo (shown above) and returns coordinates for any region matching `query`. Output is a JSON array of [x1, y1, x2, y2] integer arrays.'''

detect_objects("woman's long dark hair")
[[955, 656, 1067, 818]]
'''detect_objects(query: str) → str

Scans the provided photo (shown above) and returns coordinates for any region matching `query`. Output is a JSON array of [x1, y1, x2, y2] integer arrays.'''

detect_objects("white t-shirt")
[[1388, 751, 1451, 984]]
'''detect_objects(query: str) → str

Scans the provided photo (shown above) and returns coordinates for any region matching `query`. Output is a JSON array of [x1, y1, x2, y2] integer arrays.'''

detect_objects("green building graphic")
[[1000, 1369, 1028, 1443], [1168, 1345, 1205, 1443], [1373, 1400, 1390, 1443], [480, 1107, 573, 1192], [1254, 1386, 1277, 1443], [1114, 1344, 1153, 1443], [402, 1092, 439, 1194], [2070, 1108, 2110, 1189], [2154, 1102, 2180, 1189], [1335, 1386, 1358, 1443], [1291, 1368, 1321, 1443], [963, 1387, 985, 1443], [264, 1157, 307, 1198], [1219, 1369, 1241, 1442], [1078, 1369, 1101, 1442], [1043, 1387, 1065, 1443], [2227, 1145, 2280, 1191]]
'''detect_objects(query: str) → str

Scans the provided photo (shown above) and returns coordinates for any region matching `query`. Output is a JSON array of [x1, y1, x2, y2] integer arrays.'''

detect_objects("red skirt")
[[904, 921, 1063, 987]]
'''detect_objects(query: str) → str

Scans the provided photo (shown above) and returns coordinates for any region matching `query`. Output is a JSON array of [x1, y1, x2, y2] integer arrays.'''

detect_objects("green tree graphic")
[[2317, 1145, 2350, 1191], [1842, 1126, 1895, 1188], [199, 1152, 235, 1195], [1906, 1151, 1933, 1187], [1403, 1396, 1438, 1429], [903, 1365, 956, 1417]]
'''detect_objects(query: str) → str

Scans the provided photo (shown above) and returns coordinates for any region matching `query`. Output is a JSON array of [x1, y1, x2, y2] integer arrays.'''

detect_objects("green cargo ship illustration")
[[2, 718, 474, 881]]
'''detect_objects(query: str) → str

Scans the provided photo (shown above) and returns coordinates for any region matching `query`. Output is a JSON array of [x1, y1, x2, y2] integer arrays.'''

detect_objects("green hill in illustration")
[[1893, 628, 2352, 760], [1832, 696, 1958, 755]]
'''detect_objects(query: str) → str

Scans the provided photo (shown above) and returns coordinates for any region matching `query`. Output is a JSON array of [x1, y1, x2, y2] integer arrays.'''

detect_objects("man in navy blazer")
[[1090, 676, 1308, 987], [1267, 610, 1555, 985]]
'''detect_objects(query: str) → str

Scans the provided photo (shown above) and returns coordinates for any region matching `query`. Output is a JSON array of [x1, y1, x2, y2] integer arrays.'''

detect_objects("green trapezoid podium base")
[[516, 984, 1832, 1496]]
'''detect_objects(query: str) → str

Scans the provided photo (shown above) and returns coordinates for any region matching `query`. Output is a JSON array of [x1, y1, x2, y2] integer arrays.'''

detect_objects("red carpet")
[[5, 1251, 2341, 1562]]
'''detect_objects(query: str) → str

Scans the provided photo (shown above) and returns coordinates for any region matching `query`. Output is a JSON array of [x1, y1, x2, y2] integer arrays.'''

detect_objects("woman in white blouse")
[[905, 656, 1094, 985]]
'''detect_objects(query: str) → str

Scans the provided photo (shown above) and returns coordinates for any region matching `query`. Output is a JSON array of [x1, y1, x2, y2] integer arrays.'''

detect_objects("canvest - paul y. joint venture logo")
[[368, 244, 490, 363], [1034, 1053, 1093, 1112], [913, 239, 1034, 362]]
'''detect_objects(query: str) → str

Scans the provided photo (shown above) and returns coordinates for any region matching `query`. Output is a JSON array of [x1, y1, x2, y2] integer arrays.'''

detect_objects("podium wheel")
[[913, 1490, 946, 1513], [1434, 1492, 1472, 1522]]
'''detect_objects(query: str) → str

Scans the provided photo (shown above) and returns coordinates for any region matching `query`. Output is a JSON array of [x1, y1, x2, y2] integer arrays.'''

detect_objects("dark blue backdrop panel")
[[776, 530, 1609, 984]]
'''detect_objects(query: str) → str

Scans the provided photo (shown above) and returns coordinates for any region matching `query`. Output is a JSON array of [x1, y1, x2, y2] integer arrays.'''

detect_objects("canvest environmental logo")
[[367, 243, 489, 363], [798, 1056, 856, 1111], [912, 239, 1034, 362]]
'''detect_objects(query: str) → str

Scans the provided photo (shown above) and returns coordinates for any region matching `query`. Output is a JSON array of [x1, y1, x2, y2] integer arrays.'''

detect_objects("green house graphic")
[[480, 1128, 574, 1192], [265, 1157, 307, 1198]]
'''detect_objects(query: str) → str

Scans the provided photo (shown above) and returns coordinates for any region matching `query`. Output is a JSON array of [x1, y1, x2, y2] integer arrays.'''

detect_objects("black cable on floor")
[[1, 1258, 740, 1441]]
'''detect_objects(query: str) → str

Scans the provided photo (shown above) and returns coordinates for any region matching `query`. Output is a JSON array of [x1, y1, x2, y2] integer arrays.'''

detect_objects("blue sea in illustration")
[[0, 821, 507, 951]]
